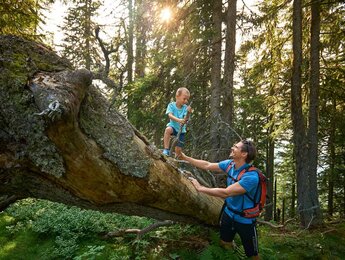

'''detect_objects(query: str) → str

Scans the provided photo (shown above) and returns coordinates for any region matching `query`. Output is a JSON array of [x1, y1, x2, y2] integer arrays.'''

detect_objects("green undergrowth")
[[1, 199, 345, 259], [258, 220, 345, 260]]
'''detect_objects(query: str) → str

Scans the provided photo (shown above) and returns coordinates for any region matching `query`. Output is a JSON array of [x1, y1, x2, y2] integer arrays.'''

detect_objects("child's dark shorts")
[[219, 211, 259, 257], [171, 127, 185, 147]]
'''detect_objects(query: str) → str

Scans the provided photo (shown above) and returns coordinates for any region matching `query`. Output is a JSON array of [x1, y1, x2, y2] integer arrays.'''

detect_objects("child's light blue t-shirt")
[[166, 102, 188, 133], [218, 159, 259, 224]]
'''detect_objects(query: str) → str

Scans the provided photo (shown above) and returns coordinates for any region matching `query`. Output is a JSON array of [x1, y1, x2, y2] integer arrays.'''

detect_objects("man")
[[181, 139, 260, 259]]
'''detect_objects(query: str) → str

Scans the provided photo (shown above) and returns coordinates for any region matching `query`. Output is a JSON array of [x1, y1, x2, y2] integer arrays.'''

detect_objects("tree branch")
[[94, 26, 120, 96], [257, 217, 295, 228], [103, 220, 175, 239]]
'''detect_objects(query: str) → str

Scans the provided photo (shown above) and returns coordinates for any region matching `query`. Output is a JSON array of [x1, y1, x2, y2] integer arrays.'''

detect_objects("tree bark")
[[290, 173, 296, 218], [134, 0, 148, 78], [265, 119, 274, 221], [291, 0, 322, 227], [274, 178, 277, 221], [84, 0, 92, 70], [327, 96, 336, 217], [307, 0, 322, 225], [209, 0, 222, 162], [223, 0, 236, 125], [0, 35, 222, 225], [220, 0, 237, 160], [127, 0, 134, 83], [291, 0, 310, 227]]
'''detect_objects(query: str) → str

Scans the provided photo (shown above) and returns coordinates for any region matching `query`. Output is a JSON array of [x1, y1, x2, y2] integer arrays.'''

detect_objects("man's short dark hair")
[[241, 139, 257, 163]]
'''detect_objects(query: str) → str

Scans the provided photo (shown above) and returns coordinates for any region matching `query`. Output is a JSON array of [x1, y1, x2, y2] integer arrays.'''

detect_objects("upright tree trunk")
[[127, 0, 134, 83], [220, 0, 237, 160], [291, 0, 310, 227], [292, 0, 322, 227], [265, 115, 274, 221], [274, 178, 277, 221], [343, 171, 345, 216], [84, 0, 92, 70], [135, 0, 147, 78], [282, 197, 286, 224], [209, 0, 222, 162], [290, 174, 296, 218], [307, 0, 322, 225], [327, 96, 336, 217]]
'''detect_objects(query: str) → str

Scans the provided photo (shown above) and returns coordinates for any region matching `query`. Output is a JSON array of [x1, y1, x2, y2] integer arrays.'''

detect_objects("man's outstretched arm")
[[189, 178, 246, 199], [181, 153, 222, 172]]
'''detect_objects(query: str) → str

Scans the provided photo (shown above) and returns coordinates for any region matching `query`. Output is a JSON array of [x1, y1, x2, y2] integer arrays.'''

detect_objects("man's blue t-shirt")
[[166, 102, 188, 133], [218, 159, 259, 224]]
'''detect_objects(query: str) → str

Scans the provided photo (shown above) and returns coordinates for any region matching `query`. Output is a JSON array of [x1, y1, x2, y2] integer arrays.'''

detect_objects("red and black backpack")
[[224, 161, 267, 218]]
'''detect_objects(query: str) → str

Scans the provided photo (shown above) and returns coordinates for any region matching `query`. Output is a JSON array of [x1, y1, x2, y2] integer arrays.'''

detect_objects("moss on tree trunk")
[[0, 35, 222, 225]]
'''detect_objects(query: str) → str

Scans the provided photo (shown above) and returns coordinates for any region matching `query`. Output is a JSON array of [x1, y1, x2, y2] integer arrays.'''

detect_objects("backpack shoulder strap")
[[237, 166, 258, 180], [225, 161, 235, 174], [237, 166, 261, 202]]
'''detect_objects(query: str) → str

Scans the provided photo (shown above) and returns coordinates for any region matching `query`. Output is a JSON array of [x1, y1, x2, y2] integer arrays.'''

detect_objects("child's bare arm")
[[185, 106, 193, 122], [168, 113, 185, 124]]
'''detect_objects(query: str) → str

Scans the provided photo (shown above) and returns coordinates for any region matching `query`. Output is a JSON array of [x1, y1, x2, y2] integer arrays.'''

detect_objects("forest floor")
[[0, 199, 344, 259]]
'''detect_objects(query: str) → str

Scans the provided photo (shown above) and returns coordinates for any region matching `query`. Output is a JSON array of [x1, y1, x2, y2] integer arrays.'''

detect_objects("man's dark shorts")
[[171, 127, 185, 147], [219, 211, 259, 257]]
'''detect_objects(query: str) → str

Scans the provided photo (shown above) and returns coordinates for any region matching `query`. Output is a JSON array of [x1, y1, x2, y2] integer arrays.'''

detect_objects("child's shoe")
[[162, 149, 170, 156]]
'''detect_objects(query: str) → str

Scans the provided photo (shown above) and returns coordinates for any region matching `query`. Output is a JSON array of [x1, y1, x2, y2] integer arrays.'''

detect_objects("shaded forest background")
[[1, 0, 344, 228]]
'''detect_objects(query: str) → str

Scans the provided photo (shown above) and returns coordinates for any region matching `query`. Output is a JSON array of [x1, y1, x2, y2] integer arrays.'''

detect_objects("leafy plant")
[[73, 245, 105, 260], [4, 199, 154, 258], [2, 199, 345, 259]]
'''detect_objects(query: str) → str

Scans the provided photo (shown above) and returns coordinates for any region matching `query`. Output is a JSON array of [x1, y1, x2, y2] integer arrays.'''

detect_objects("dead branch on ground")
[[103, 220, 175, 239]]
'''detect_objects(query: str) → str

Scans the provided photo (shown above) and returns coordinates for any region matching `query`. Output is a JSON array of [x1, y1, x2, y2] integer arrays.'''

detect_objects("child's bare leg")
[[163, 127, 173, 149]]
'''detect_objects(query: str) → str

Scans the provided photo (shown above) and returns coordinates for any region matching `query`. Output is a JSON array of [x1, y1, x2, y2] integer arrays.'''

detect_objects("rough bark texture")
[[265, 126, 274, 221], [0, 35, 222, 225], [291, 0, 309, 227], [291, 0, 322, 227], [220, 0, 236, 161], [327, 96, 336, 216], [307, 0, 322, 225], [209, 0, 222, 162]]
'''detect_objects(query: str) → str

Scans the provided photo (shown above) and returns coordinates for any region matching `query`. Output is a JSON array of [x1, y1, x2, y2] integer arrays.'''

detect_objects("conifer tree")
[[0, 0, 50, 38], [60, 0, 101, 70], [318, 0, 345, 217]]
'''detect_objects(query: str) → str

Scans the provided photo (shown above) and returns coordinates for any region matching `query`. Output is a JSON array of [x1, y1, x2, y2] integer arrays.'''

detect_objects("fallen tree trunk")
[[0, 35, 222, 225]]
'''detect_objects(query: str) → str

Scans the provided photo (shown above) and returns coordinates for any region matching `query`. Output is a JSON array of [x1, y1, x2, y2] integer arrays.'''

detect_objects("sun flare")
[[160, 7, 172, 22]]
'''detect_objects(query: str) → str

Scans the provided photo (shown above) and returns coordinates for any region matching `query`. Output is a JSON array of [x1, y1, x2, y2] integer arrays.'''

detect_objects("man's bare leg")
[[221, 240, 259, 259], [220, 240, 236, 250]]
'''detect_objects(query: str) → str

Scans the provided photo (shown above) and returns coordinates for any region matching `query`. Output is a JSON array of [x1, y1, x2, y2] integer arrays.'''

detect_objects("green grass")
[[0, 215, 55, 260], [1, 199, 345, 260], [259, 221, 345, 260]]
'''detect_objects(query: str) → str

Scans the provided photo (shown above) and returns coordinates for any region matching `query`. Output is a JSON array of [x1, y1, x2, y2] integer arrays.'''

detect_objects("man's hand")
[[180, 152, 187, 160], [188, 177, 202, 191]]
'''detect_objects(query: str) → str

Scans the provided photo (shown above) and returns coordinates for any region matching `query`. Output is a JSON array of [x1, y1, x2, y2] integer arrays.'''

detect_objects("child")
[[162, 87, 192, 157]]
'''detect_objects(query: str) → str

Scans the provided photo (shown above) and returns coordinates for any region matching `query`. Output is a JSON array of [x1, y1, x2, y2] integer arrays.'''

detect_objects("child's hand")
[[187, 106, 193, 113], [179, 118, 186, 125]]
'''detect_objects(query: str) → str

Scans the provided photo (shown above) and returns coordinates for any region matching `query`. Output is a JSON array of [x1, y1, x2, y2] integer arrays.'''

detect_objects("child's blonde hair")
[[176, 87, 190, 97]]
